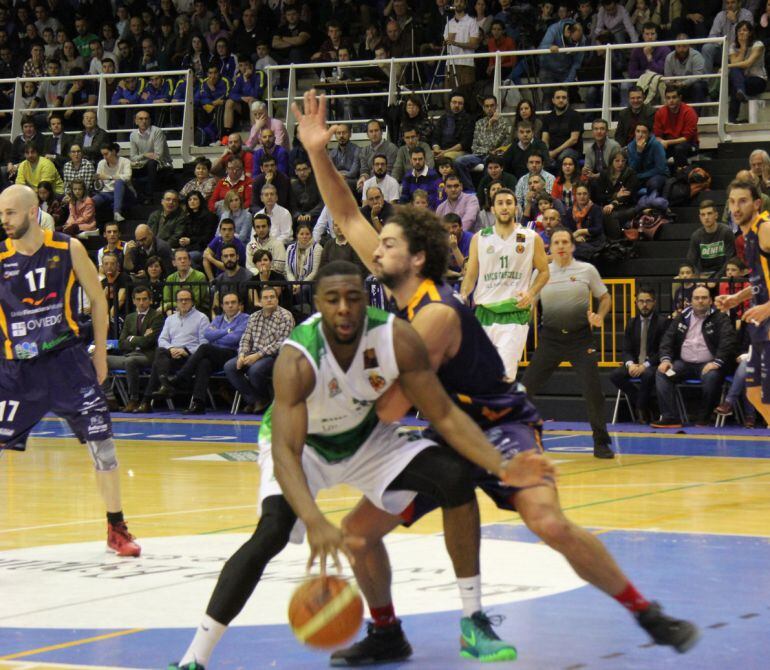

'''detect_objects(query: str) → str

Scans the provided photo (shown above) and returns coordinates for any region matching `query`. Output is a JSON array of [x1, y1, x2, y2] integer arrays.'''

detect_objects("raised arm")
[[293, 91, 379, 275]]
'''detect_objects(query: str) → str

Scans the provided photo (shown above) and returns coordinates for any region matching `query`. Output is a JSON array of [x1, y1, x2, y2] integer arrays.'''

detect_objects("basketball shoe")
[[166, 664, 204, 669], [107, 521, 141, 557], [460, 611, 518, 662], [330, 620, 412, 666], [636, 602, 700, 653]]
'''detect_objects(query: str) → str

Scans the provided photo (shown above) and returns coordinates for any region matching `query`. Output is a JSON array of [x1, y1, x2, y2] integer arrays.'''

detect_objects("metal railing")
[[518, 277, 636, 368], [2, 69, 196, 162], [267, 36, 729, 143]]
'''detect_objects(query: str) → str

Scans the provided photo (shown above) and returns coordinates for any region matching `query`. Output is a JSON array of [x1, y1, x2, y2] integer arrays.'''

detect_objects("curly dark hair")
[[388, 205, 449, 283]]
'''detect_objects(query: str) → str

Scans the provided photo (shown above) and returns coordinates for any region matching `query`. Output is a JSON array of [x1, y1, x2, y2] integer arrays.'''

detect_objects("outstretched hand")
[[500, 450, 556, 488], [291, 90, 344, 155]]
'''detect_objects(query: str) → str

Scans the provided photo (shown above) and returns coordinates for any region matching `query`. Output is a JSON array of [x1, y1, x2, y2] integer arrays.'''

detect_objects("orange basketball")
[[288, 575, 364, 649]]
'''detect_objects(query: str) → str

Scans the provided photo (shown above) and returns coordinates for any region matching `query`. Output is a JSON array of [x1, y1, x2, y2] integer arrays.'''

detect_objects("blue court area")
[[33, 413, 770, 459], [0, 528, 767, 669]]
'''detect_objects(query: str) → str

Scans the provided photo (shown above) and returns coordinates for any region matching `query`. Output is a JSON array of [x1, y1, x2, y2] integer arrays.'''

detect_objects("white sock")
[[179, 614, 227, 666], [457, 575, 482, 618]]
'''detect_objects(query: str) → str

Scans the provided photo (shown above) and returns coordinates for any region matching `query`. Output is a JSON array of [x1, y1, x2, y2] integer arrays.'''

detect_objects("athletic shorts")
[[401, 420, 547, 526], [746, 341, 770, 403], [0, 344, 113, 451], [258, 421, 436, 543], [482, 322, 530, 380]]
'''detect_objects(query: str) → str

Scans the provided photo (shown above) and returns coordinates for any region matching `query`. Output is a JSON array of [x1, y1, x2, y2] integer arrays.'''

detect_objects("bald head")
[[0, 184, 40, 240], [134, 224, 154, 249], [0, 183, 38, 209]]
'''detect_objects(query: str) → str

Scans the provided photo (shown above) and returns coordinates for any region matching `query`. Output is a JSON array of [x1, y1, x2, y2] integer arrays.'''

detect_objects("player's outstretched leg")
[[332, 447, 517, 665], [87, 438, 141, 558], [168, 495, 296, 669], [514, 486, 700, 653]]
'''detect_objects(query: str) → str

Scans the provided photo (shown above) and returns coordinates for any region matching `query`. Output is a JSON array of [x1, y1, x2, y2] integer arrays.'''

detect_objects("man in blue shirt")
[[154, 291, 250, 414], [136, 289, 210, 412], [195, 65, 230, 142], [224, 57, 263, 137], [252, 127, 290, 177], [203, 218, 247, 280]]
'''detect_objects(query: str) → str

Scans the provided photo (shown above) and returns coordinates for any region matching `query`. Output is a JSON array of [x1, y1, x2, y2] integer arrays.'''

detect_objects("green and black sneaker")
[[460, 611, 518, 662], [166, 663, 205, 669]]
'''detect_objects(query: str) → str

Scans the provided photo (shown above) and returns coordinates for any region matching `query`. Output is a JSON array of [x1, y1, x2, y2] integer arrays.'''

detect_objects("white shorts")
[[482, 322, 530, 379], [258, 421, 436, 543]]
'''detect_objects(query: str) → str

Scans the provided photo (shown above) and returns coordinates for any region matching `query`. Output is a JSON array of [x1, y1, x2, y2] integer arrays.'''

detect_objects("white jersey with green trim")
[[258, 307, 400, 463], [473, 224, 537, 310]]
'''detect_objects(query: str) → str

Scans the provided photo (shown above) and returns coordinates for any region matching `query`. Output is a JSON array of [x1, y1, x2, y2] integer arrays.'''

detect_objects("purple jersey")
[[393, 278, 540, 429], [0, 230, 81, 360], [743, 211, 770, 344]]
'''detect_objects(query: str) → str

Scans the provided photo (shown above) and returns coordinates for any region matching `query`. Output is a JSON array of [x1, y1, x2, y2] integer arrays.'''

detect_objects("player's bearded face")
[[373, 225, 411, 289], [6, 212, 32, 239]]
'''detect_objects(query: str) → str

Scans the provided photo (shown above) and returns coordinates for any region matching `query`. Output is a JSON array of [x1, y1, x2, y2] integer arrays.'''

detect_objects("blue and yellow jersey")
[[744, 210, 770, 342], [0, 231, 80, 360], [395, 279, 539, 428]]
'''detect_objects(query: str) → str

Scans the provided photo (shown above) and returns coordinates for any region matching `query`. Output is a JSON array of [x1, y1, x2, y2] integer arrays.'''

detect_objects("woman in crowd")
[[551, 155, 579, 210], [212, 36, 238, 81], [728, 21, 767, 123], [181, 157, 218, 199], [38, 181, 65, 231], [93, 142, 135, 223], [142, 255, 167, 311], [182, 34, 211, 80], [184, 190, 219, 262], [285, 222, 322, 312], [398, 95, 434, 144], [591, 150, 639, 239], [564, 183, 606, 261], [63, 178, 96, 237], [60, 41, 85, 75], [512, 98, 542, 139], [218, 189, 251, 243]]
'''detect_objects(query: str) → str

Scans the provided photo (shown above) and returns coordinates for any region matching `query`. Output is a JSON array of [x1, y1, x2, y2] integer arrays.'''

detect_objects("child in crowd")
[[672, 262, 697, 315]]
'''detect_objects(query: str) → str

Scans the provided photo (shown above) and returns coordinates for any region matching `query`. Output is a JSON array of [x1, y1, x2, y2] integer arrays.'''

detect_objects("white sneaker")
[[114, 212, 125, 222]]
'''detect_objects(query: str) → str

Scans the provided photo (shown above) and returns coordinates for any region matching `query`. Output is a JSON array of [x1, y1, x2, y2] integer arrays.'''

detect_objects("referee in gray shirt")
[[522, 227, 615, 458]]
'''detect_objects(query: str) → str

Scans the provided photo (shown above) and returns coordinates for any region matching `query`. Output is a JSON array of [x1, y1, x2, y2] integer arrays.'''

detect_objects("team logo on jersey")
[[14, 342, 38, 359], [516, 233, 526, 243], [368, 371, 386, 392], [486, 246, 495, 254], [21, 291, 58, 307], [11, 322, 26, 337], [328, 378, 340, 398], [46, 255, 60, 269], [363, 348, 379, 369], [516, 244, 525, 254]]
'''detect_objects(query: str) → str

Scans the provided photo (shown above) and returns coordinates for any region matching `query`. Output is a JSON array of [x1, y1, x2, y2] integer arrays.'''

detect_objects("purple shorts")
[[401, 421, 547, 526], [0, 344, 113, 451], [746, 341, 770, 404]]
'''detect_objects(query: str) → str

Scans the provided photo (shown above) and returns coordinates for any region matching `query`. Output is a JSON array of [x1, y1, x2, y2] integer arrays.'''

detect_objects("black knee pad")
[[393, 447, 476, 510], [206, 496, 296, 625]]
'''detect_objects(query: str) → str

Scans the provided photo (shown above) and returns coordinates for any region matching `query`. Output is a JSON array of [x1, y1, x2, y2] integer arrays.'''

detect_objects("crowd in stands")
[[1, 0, 770, 425]]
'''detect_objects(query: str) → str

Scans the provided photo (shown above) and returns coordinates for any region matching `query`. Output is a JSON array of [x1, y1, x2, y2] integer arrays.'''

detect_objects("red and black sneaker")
[[107, 522, 142, 557]]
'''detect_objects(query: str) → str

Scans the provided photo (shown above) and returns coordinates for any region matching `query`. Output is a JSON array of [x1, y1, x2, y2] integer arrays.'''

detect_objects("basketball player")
[[461, 188, 550, 379], [716, 180, 770, 423], [0, 184, 140, 557], [168, 263, 553, 670], [294, 90, 700, 664]]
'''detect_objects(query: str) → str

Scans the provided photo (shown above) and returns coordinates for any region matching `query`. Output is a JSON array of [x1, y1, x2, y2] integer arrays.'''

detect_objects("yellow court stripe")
[[0, 629, 145, 661]]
